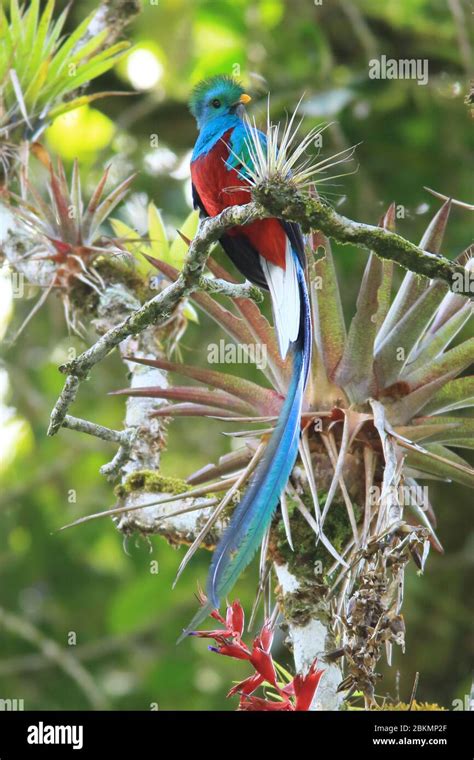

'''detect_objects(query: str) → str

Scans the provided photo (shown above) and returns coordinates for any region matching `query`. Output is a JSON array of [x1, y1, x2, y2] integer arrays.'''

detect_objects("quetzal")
[[187, 75, 312, 624]]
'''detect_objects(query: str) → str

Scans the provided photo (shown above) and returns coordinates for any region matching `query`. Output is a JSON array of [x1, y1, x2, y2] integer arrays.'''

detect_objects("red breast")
[[191, 129, 287, 269]]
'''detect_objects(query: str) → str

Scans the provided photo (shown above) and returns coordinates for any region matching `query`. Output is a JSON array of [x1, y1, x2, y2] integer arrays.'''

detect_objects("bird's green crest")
[[188, 75, 245, 119]]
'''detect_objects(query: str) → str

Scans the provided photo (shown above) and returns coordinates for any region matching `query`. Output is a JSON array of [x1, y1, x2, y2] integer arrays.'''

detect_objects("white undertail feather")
[[260, 239, 300, 359]]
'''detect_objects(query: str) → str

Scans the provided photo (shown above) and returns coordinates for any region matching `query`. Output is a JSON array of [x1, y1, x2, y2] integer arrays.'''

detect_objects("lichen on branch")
[[253, 179, 468, 285]]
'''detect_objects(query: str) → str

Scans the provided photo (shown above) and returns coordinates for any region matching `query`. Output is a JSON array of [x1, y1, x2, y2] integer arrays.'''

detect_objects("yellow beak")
[[239, 93, 252, 105]]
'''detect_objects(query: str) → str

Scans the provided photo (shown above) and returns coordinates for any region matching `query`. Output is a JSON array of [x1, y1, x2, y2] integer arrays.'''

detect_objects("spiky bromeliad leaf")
[[311, 230, 346, 379], [372, 204, 396, 332], [334, 204, 397, 403], [149, 403, 241, 419], [9, 153, 135, 337], [427, 255, 473, 335], [0, 0, 130, 134], [147, 202, 169, 261], [16, 156, 135, 250], [121, 355, 282, 418], [186, 446, 256, 486], [335, 252, 383, 402], [374, 280, 450, 387], [405, 444, 474, 489], [385, 376, 456, 425], [168, 210, 200, 267], [404, 416, 474, 448], [373, 216, 469, 390], [403, 338, 474, 390], [375, 199, 452, 348], [110, 385, 256, 417], [405, 302, 472, 377], [420, 377, 474, 416]]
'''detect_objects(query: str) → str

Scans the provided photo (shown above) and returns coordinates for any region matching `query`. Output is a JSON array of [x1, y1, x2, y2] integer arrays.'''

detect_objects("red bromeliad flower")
[[10, 148, 135, 336], [284, 659, 327, 711], [191, 596, 324, 711]]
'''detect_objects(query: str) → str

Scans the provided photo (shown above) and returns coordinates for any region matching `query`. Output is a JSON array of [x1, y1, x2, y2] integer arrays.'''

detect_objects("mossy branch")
[[253, 180, 469, 285], [48, 181, 470, 436]]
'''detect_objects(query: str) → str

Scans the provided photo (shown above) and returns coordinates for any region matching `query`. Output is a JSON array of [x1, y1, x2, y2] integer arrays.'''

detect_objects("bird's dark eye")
[[211, 98, 221, 109]]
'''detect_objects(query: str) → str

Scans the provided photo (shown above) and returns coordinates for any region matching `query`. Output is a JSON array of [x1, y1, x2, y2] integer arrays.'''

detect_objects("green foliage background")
[[0, 0, 472, 710]]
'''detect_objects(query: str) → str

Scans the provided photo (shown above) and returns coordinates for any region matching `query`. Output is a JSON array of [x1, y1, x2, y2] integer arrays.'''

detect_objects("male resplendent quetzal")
[[188, 75, 312, 620]]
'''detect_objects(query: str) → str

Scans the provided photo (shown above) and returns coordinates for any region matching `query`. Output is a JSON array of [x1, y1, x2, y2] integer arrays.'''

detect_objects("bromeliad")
[[186, 75, 312, 626], [190, 596, 324, 710]]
